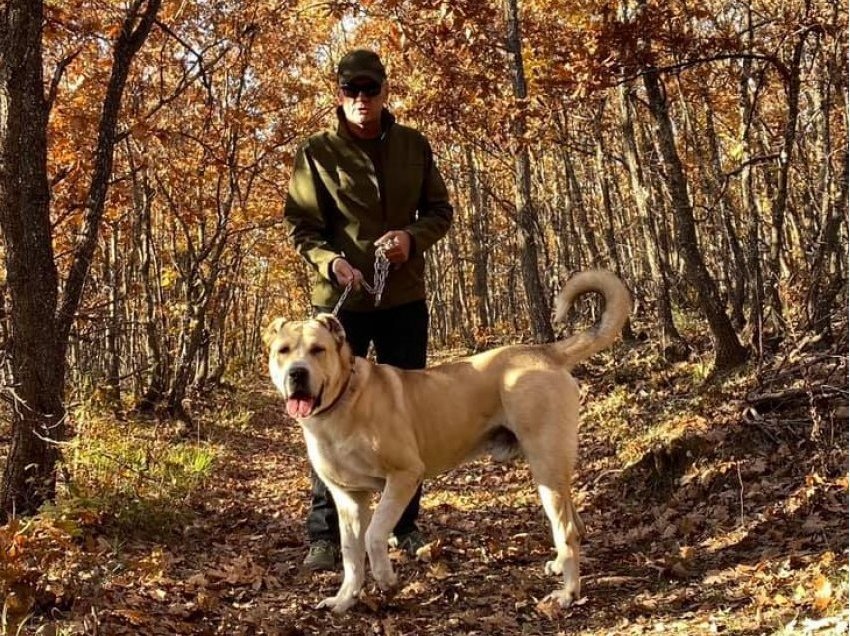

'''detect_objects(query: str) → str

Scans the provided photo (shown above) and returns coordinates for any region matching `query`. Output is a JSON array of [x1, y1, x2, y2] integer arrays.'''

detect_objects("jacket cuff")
[[402, 230, 417, 258], [326, 255, 344, 283], [309, 249, 342, 283], [405, 226, 434, 256]]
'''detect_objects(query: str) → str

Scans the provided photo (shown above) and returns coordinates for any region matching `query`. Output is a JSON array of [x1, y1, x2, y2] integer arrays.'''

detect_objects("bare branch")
[[46, 47, 82, 115]]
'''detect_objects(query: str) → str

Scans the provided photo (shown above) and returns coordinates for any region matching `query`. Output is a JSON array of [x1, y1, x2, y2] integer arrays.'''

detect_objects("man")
[[283, 49, 454, 571]]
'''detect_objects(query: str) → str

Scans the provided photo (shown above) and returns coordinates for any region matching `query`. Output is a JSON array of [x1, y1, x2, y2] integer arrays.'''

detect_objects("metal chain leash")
[[361, 243, 391, 304], [332, 243, 391, 315]]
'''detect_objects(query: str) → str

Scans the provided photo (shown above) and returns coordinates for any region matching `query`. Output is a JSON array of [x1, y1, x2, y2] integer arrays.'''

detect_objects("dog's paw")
[[373, 567, 398, 592], [542, 586, 581, 608], [316, 593, 358, 614], [544, 559, 565, 576]]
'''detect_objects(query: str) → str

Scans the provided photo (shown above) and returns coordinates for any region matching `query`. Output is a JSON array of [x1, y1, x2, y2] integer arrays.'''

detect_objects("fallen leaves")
[[2, 336, 847, 635], [811, 575, 833, 612]]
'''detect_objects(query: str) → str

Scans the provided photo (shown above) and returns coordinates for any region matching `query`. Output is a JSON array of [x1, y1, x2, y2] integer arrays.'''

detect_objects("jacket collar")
[[334, 106, 395, 141]]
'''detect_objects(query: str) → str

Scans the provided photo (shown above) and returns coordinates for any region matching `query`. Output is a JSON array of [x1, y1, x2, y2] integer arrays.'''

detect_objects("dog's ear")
[[314, 313, 346, 347], [263, 317, 286, 348]]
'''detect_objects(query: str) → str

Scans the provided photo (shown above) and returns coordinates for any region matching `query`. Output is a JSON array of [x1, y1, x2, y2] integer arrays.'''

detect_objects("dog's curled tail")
[[553, 270, 631, 368]]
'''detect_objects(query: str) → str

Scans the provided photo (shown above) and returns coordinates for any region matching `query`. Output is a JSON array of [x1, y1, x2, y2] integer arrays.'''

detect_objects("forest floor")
[[2, 330, 848, 636]]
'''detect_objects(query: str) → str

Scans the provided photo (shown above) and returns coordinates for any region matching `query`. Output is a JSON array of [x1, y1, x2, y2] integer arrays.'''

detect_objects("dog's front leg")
[[316, 487, 371, 614], [366, 469, 423, 591]]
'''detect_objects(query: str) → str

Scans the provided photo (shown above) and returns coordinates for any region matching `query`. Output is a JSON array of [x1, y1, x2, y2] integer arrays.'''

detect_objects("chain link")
[[331, 282, 353, 316], [332, 243, 391, 315]]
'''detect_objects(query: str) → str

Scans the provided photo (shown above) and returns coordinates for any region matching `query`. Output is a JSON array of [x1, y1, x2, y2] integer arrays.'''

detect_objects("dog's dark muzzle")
[[286, 365, 310, 394]]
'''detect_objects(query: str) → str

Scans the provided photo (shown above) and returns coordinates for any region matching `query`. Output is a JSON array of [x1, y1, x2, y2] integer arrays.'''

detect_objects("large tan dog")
[[265, 270, 630, 613]]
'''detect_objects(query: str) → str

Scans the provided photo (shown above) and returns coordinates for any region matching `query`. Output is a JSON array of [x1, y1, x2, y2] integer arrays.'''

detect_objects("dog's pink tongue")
[[286, 397, 314, 418]]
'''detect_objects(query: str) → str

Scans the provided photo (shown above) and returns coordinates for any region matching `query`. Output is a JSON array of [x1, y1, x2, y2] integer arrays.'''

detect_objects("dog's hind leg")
[[522, 428, 584, 608], [537, 481, 583, 605], [317, 488, 371, 614]]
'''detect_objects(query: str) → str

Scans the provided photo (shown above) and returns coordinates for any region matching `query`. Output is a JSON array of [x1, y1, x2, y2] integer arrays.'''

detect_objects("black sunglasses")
[[340, 82, 382, 98]]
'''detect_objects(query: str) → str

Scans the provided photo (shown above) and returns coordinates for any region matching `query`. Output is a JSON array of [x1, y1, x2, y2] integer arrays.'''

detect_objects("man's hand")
[[331, 257, 364, 288], [375, 230, 412, 264]]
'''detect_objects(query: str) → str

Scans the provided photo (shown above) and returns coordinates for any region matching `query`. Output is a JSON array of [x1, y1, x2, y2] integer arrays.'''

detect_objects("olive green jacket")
[[284, 108, 453, 311]]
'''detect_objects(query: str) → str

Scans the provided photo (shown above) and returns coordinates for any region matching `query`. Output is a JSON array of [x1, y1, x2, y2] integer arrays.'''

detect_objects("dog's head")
[[264, 313, 353, 420]]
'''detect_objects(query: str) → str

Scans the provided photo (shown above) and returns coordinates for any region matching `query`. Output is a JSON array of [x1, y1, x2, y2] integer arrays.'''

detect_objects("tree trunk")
[[618, 81, 683, 350], [0, 0, 65, 519], [806, 35, 848, 338], [105, 223, 122, 407], [642, 65, 749, 372], [193, 317, 210, 390], [738, 15, 767, 357], [249, 265, 270, 370], [427, 250, 448, 346], [504, 0, 553, 343], [593, 103, 636, 341], [807, 144, 848, 337], [166, 290, 208, 423], [465, 146, 491, 334], [696, 84, 747, 329], [765, 33, 808, 330], [129, 145, 167, 414], [563, 148, 601, 268], [208, 283, 233, 386]]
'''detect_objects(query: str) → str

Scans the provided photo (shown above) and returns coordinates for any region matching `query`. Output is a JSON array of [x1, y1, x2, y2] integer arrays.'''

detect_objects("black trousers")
[[307, 299, 428, 543]]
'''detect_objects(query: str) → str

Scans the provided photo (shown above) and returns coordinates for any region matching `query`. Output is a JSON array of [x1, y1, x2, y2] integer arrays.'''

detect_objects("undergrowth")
[[59, 411, 217, 538], [0, 396, 246, 634]]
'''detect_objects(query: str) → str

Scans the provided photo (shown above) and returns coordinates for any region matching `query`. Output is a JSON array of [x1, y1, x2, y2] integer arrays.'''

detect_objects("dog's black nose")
[[288, 367, 308, 384]]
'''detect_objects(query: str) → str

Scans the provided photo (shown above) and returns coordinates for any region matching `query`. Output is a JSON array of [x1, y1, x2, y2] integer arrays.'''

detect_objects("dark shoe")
[[392, 530, 428, 557], [303, 540, 340, 571]]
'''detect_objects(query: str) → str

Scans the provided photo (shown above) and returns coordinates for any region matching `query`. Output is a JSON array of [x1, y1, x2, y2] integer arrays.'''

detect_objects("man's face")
[[338, 78, 387, 130]]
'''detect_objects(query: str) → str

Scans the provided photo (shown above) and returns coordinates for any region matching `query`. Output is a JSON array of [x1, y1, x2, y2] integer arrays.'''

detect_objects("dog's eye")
[[309, 345, 325, 355], [278, 345, 290, 355]]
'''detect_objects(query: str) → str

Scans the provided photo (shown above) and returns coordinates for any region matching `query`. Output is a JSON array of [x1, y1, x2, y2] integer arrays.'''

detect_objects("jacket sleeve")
[[405, 139, 453, 256], [283, 143, 340, 281]]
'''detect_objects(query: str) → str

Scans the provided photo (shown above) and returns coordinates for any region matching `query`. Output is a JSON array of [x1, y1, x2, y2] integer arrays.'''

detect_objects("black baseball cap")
[[337, 49, 386, 85]]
